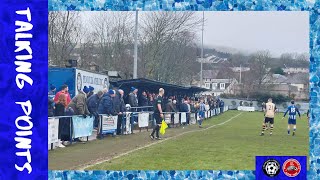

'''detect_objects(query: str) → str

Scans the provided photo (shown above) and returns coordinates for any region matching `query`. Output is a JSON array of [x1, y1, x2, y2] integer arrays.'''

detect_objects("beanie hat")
[[89, 86, 94, 92], [108, 89, 115, 95], [131, 87, 136, 92], [50, 84, 56, 91], [83, 86, 90, 94]]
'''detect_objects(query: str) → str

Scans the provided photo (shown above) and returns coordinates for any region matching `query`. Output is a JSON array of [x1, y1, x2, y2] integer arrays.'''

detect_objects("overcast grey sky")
[[81, 11, 309, 58], [197, 11, 309, 57]]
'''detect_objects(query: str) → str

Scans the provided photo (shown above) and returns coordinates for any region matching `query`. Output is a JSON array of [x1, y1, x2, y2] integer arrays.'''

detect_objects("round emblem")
[[263, 159, 281, 177], [282, 159, 301, 177], [77, 73, 82, 91]]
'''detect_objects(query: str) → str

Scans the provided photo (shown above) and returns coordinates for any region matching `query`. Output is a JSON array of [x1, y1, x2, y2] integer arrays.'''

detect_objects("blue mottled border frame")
[[48, 0, 319, 179]]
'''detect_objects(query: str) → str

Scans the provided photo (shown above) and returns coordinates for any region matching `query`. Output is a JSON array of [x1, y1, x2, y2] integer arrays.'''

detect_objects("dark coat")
[[113, 92, 121, 114], [48, 97, 54, 117], [165, 102, 176, 112], [140, 95, 148, 107], [54, 103, 66, 116], [87, 94, 100, 115], [219, 101, 224, 107], [120, 95, 126, 113], [180, 103, 189, 112], [128, 93, 138, 107], [98, 93, 116, 115], [67, 91, 90, 115]]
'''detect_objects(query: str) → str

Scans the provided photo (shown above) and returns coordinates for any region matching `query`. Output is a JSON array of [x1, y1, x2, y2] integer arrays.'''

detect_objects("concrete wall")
[[220, 98, 309, 114]]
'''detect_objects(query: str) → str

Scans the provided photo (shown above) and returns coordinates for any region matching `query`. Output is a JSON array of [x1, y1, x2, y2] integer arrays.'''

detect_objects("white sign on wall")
[[48, 118, 59, 144], [101, 115, 118, 134], [181, 113, 187, 123], [138, 113, 149, 127], [75, 69, 109, 95]]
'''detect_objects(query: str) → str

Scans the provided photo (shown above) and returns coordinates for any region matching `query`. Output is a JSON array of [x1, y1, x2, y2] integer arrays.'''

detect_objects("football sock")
[[293, 128, 296, 132], [288, 129, 290, 134], [261, 125, 266, 133], [270, 126, 273, 134]]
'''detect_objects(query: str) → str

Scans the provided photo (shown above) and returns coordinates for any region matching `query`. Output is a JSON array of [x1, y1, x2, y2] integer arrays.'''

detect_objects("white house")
[[283, 67, 308, 74], [197, 70, 238, 96]]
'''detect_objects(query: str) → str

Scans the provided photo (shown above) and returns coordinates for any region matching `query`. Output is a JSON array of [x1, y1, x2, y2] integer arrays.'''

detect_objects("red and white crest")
[[282, 158, 301, 177]]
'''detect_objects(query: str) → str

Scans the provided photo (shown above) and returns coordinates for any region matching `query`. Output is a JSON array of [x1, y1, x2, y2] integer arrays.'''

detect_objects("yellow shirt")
[[265, 102, 276, 118]]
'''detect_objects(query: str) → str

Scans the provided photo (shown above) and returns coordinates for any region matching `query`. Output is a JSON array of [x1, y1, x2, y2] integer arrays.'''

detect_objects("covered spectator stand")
[[110, 78, 208, 101]]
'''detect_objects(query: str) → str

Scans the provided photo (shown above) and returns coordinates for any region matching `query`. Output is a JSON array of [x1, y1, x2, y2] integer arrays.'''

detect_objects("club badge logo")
[[262, 159, 281, 177], [282, 158, 301, 177]]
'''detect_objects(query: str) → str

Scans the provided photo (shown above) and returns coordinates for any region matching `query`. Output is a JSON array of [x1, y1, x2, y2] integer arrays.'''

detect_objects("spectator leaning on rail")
[[68, 86, 90, 116], [150, 88, 165, 140], [87, 90, 104, 130], [54, 84, 72, 105], [98, 89, 117, 116], [87, 86, 95, 99], [68, 86, 90, 144]]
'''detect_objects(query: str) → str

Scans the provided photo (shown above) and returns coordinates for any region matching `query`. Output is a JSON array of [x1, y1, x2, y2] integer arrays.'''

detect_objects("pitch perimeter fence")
[[48, 106, 229, 150]]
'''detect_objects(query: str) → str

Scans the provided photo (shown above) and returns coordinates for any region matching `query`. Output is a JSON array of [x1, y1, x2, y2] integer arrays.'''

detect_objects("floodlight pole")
[[200, 11, 204, 88], [240, 64, 242, 84], [133, 10, 138, 79]]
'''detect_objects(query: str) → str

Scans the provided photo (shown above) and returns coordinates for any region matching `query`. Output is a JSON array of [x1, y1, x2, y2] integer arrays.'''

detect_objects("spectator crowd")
[[48, 84, 225, 147]]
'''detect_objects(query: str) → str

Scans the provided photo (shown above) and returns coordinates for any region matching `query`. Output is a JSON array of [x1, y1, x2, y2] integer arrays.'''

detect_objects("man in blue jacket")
[[87, 90, 104, 129], [98, 89, 116, 115], [219, 100, 225, 113]]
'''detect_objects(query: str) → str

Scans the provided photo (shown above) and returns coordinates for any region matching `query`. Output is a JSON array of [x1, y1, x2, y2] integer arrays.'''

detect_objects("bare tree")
[[139, 12, 202, 84], [89, 12, 134, 78], [49, 12, 81, 67]]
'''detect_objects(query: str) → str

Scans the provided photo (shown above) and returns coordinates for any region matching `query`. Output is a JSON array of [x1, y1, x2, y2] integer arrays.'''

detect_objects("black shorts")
[[264, 117, 274, 124], [154, 114, 162, 124]]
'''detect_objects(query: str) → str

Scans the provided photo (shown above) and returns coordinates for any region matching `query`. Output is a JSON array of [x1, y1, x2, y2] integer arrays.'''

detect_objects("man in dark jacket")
[[219, 100, 225, 113], [112, 88, 122, 135], [87, 86, 95, 99], [116, 89, 126, 135], [128, 87, 138, 111], [113, 88, 121, 114], [87, 90, 104, 129], [98, 90, 116, 115], [140, 91, 149, 111], [180, 98, 189, 125], [165, 99, 176, 125]]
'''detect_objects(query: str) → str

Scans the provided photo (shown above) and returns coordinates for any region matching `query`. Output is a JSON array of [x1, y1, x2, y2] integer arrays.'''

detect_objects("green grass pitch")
[[87, 110, 309, 170]]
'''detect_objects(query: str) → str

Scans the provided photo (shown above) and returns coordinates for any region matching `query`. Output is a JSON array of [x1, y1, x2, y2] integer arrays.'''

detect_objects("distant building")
[[192, 70, 238, 96], [230, 67, 250, 72], [262, 73, 308, 100], [283, 67, 308, 74]]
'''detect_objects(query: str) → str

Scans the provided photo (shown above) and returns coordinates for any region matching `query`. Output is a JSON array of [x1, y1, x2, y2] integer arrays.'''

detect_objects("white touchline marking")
[[77, 112, 244, 170]]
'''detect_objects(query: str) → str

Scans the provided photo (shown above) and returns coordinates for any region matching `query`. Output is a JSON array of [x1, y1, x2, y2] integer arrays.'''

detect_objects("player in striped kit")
[[282, 100, 301, 136]]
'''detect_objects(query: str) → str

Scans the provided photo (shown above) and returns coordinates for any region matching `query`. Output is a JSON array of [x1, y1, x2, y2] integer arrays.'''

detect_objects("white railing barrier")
[[48, 108, 231, 150]]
